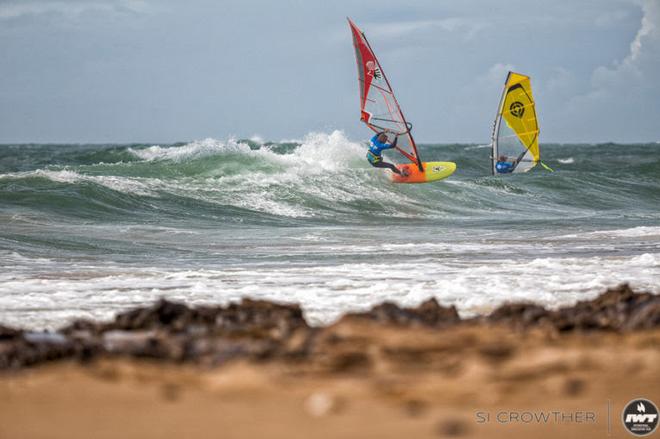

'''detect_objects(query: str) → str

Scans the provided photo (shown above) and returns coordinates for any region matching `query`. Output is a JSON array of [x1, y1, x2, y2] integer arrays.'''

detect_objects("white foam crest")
[[0, 169, 75, 184], [557, 226, 660, 240], [558, 157, 575, 164], [278, 137, 304, 143], [130, 130, 417, 217], [291, 130, 366, 168], [149, 172, 315, 217], [129, 137, 253, 162], [246, 130, 366, 175], [232, 195, 311, 217], [591, 226, 660, 238], [140, 133, 405, 214], [630, 253, 660, 266], [0, 169, 154, 196], [249, 135, 265, 145], [0, 132, 432, 219], [2, 251, 659, 329], [129, 131, 366, 176]]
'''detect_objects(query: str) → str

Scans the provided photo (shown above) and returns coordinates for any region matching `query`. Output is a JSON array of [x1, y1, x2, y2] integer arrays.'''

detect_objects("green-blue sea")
[[1, 132, 659, 328]]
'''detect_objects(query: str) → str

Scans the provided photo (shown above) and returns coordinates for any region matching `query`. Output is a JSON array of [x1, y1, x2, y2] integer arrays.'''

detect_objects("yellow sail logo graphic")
[[509, 101, 525, 118]]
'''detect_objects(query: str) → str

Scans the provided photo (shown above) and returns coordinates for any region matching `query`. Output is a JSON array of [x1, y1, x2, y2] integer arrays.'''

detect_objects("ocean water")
[[1, 131, 659, 329]]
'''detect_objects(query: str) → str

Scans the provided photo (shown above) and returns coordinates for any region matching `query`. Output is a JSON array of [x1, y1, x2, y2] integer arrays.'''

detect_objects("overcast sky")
[[1, 0, 659, 143]]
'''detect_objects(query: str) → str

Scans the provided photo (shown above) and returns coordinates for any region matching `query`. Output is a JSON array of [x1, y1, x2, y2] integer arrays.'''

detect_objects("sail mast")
[[491, 72, 510, 175]]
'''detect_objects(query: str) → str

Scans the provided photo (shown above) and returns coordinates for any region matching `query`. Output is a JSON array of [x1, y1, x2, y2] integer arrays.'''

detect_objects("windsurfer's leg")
[[381, 162, 402, 175], [369, 159, 402, 175]]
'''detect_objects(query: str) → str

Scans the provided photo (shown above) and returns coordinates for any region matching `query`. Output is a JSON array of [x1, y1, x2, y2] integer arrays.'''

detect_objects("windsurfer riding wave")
[[366, 132, 406, 176]]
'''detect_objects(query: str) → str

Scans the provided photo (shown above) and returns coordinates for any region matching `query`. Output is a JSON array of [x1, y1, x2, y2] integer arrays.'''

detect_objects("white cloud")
[[482, 63, 516, 87], [365, 18, 487, 41], [557, 0, 660, 141], [1, 0, 658, 143], [593, 0, 659, 85], [630, 0, 659, 62], [0, 0, 147, 20]]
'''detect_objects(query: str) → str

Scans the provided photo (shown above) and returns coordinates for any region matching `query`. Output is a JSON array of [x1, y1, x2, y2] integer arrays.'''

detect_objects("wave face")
[[1, 133, 659, 329], [1, 133, 658, 226]]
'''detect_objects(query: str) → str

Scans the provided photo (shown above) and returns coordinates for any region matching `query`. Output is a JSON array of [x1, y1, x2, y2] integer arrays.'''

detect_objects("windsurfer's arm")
[[380, 135, 397, 150]]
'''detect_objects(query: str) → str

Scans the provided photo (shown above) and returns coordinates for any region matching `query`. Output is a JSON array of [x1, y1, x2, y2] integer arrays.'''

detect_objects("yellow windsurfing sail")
[[491, 72, 540, 174]]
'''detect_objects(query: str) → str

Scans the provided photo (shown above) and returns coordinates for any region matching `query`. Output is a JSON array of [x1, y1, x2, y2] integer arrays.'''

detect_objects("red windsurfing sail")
[[348, 18, 423, 171]]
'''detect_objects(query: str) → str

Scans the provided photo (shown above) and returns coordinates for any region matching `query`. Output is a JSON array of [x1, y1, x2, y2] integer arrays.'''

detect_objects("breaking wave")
[[0, 132, 659, 226]]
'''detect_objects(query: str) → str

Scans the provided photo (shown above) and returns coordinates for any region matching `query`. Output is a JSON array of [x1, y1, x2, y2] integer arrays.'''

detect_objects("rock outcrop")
[[0, 284, 657, 370]]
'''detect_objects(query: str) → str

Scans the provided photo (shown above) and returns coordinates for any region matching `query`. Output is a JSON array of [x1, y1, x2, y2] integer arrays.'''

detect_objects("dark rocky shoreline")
[[1, 284, 658, 370]]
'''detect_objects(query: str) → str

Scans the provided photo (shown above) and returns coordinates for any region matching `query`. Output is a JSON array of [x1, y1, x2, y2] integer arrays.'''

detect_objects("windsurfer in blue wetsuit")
[[495, 155, 517, 174], [367, 132, 404, 175]]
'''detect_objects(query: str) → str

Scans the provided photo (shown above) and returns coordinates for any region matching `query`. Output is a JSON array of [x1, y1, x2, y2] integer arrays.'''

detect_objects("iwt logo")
[[622, 398, 658, 436]]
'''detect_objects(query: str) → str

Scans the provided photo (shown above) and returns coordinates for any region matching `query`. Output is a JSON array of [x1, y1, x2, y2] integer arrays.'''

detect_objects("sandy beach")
[[1, 284, 658, 438]]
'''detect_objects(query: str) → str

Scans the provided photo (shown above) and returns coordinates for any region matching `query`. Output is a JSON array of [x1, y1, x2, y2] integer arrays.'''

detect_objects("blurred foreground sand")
[[1, 321, 658, 439]]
